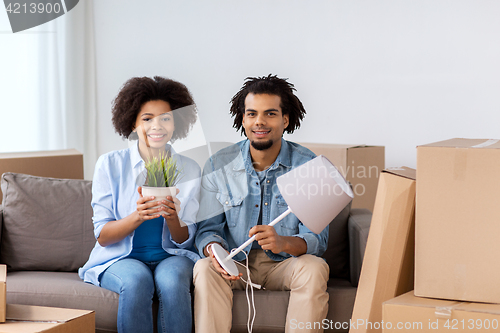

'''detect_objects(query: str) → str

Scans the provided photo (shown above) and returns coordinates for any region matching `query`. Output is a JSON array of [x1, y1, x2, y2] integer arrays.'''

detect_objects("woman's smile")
[[147, 133, 168, 142]]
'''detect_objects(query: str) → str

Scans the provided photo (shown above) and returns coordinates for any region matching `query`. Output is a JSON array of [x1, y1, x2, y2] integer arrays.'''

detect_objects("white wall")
[[93, 0, 500, 177]]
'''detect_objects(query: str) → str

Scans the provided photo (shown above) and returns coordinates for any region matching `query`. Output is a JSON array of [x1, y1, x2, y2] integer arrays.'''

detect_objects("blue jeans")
[[100, 256, 194, 333]]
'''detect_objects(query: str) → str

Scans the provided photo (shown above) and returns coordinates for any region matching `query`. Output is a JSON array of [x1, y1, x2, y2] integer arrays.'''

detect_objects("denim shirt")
[[78, 142, 201, 286], [196, 139, 329, 262]]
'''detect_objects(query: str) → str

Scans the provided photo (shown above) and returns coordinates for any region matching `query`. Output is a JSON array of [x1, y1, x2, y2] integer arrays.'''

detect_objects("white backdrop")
[[0, 1, 97, 180], [92, 0, 500, 179]]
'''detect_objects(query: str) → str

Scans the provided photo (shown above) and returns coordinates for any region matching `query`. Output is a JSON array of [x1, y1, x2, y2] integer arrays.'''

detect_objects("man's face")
[[242, 93, 289, 151]]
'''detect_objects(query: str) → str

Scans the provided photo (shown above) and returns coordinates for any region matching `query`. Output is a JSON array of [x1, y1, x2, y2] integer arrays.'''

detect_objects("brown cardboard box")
[[299, 143, 385, 211], [0, 149, 83, 204], [1, 304, 94, 332], [0, 265, 5, 323], [415, 138, 500, 304], [350, 167, 416, 333], [383, 291, 500, 332]]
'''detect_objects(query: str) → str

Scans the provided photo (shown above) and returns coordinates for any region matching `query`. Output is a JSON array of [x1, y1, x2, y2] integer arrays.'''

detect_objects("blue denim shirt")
[[196, 139, 329, 262], [78, 142, 201, 286]]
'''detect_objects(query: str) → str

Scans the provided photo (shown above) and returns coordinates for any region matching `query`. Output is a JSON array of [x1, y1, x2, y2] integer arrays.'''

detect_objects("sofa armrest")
[[348, 208, 372, 287]]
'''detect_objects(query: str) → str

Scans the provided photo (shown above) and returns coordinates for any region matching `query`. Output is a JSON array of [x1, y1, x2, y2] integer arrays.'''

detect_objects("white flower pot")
[[141, 186, 177, 216]]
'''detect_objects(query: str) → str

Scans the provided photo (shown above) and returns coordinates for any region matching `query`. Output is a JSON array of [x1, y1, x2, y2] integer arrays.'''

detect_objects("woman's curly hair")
[[229, 74, 306, 136], [111, 76, 197, 142]]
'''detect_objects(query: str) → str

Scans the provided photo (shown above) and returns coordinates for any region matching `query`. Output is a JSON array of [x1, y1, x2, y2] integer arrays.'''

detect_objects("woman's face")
[[133, 100, 175, 150]]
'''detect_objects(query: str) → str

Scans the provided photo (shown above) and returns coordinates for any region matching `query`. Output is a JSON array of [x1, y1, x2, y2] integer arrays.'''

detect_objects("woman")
[[79, 76, 201, 333]]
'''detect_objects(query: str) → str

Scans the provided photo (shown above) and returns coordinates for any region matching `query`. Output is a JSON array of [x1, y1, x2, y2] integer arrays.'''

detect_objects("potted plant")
[[141, 152, 182, 216]]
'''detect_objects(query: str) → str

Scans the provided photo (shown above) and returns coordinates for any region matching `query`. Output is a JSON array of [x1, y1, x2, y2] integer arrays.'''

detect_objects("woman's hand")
[[160, 188, 189, 244], [97, 187, 163, 247], [135, 186, 165, 222], [162, 188, 181, 222]]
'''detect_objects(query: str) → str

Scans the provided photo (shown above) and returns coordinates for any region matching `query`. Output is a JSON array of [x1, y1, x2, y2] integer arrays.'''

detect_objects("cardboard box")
[[0, 265, 5, 323], [0, 149, 83, 204], [1, 304, 94, 332], [383, 291, 500, 332], [350, 167, 416, 333], [415, 138, 500, 304], [299, 143, 385, 211]]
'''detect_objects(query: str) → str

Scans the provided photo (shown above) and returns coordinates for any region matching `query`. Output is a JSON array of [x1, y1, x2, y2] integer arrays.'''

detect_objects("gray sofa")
[[0, 172, 371, 333]]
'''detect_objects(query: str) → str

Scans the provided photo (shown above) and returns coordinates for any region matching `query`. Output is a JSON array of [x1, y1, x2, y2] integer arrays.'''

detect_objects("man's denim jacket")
[[195, 139, 329, 262]]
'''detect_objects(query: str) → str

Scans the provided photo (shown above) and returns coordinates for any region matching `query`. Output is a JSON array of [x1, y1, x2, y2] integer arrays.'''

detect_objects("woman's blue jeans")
[[100, 256, 194, 333]]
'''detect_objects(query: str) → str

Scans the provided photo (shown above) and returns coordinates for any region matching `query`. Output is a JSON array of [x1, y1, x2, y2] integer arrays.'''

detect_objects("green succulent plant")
[[144, 152, 182, 187]]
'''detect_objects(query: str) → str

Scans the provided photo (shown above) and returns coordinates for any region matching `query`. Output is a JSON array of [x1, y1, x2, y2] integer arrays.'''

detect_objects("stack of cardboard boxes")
[[352, 138, 500, 332], [382, 138, 500, 332]]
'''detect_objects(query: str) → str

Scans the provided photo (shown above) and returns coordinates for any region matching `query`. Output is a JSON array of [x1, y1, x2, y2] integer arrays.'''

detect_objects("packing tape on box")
[[471, 139, 499, 148], [435, 303, 460, 319], [435, 307, 452, 319]]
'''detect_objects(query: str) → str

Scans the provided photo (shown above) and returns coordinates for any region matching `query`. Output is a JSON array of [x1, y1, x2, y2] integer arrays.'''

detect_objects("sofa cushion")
[[321, 202, 351, 280], [0, 173, 95, 272], [231, 280, 355, 333], [6, 272, 355, 333], [6, 271, 118, 332]]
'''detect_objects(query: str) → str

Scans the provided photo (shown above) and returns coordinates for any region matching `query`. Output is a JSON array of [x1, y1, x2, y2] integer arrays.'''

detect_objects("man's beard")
[[250, 139, 274, 151]]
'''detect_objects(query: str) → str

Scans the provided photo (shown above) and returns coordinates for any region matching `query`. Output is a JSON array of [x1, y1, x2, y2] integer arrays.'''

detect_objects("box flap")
[[1, 322, 61, 332], [0, 149, 82, 160], [458, 302, 500, 316], [418, 138, 500, 149], [385, 292, 500, 317], [7, 304, 92, 323], [0, 264, 6, 283], [383, 167, 416, 180], [384, 291, 460, 308]]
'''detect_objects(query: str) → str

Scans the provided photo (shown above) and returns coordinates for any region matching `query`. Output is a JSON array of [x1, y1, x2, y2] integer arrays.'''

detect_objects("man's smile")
[[252, 129, 271, 138]]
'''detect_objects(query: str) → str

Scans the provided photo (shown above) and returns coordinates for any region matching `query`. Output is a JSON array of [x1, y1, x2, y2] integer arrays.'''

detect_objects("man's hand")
[[206, 243, 242, 281], [249, 225, 308, 257], [249, 225, 286, 254]]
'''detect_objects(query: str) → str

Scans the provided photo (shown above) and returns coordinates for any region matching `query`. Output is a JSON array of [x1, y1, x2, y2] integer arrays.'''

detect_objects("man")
[[194, 75, 329, 333]]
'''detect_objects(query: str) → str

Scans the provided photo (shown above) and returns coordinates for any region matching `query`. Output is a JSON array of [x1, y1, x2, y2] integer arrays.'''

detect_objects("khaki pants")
[[193, 250, 329, 333]]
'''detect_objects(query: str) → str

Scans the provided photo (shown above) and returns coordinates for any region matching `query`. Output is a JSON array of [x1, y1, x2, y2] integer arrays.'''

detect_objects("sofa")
[[0, 172, 371, 333]]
